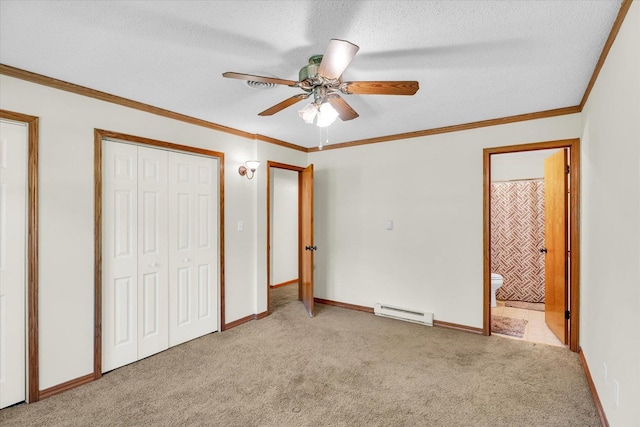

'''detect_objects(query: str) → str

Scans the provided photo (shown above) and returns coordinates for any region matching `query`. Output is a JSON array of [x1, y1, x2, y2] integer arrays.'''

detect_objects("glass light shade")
[[298, 103, 317, 124], [315, 102, 339, 127], [245, 160, 260, 171]]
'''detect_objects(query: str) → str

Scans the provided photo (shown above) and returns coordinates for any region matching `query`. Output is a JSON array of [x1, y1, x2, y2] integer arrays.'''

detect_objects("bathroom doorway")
[[483, 139, 581, 352]]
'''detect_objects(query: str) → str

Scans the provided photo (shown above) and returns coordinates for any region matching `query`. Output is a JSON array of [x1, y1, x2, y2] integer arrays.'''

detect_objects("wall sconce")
[[238, 160, 260, 180]]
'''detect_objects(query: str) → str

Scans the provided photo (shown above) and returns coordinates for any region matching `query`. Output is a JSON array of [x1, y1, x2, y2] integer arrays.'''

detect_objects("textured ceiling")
[[0, 1, 623, 149]]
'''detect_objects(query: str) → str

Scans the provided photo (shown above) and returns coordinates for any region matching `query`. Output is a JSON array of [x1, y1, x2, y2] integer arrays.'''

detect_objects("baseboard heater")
[[374, 303, 434, 326]]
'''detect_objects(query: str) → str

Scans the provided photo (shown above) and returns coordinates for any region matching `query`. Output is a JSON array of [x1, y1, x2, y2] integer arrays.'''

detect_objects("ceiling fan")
[[222, 39, 419, 127]]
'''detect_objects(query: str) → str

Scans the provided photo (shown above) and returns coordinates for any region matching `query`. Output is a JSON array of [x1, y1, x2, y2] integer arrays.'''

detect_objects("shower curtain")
[[491, 179, 545, 303]]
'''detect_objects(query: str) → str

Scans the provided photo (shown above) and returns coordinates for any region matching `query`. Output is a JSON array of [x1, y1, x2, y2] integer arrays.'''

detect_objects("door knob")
[[539, 248, 548, 254], [305, 245, 317, 251], [149, 262, 158, 267], [183, 257, 191, 262]]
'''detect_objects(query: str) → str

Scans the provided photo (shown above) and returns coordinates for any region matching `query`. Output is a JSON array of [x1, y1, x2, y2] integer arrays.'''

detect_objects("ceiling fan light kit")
[[223, 39, 419, 146]]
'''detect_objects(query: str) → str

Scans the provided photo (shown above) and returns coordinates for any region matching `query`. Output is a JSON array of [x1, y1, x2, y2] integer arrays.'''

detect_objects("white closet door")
[[102, 142, 139, 372], [168, 152, 218, 346], [137, 147, 169, 359], [0, 121, 27, 409]]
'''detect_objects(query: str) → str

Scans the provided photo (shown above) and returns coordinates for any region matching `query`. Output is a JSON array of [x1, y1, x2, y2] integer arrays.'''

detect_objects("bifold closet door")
[[136, 147, 169, 360], [103, 142, 170, 372], [168, 152, 218, 347], [0, 120, 27, 409], [103, 142, 218, 372]]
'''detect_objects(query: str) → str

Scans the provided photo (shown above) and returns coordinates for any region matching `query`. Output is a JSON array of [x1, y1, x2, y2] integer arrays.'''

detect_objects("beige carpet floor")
[[1, 285, 599, 426]]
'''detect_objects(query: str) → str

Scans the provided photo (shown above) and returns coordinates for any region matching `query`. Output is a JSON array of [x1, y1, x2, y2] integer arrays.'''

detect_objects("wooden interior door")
[[0, 120, 27, 408], [299, 164, 315, 317], [544, 149, 568, 343]]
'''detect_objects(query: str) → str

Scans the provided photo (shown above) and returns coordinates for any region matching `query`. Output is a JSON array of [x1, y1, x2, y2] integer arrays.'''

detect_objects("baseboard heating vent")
[[374, 303, 433, 326]]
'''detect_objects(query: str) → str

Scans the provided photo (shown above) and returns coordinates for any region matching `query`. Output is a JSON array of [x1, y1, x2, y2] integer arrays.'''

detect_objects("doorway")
[[266, 162, 315, 317], [0, 110, 39, 405], [483, 138, 581, 352], [268, 164, 300, 313]]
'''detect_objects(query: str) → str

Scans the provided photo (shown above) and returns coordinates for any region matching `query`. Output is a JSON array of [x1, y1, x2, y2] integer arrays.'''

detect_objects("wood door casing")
[[300, 164, 314, 317], [483, 138, 580, 352], [544, 149, 568, 343]]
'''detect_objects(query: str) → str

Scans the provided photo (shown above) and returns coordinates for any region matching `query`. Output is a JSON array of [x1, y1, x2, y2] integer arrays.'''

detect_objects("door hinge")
[[565, 310, 570, 320], [566, 165, 570, 174]]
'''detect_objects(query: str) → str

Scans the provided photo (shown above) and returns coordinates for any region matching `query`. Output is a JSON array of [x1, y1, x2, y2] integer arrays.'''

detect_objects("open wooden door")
[[299, 164, 315, 317], [543, 149, 568, 343]]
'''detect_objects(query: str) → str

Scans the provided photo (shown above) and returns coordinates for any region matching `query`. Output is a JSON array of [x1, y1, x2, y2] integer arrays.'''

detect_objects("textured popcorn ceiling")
[[0, 1, 623, 148]]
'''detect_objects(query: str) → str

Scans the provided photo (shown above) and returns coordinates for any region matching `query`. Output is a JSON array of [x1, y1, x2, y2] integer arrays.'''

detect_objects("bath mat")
[[504, 300, 545, 312], [492, 315, 527, 338]]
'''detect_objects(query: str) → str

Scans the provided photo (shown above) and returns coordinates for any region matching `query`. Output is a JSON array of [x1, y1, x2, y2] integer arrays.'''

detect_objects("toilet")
[[490, 273, 504, 308]]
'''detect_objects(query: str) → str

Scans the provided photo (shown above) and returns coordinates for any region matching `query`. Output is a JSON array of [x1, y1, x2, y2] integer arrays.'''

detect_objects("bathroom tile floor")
[[492, 300, 564, 347]]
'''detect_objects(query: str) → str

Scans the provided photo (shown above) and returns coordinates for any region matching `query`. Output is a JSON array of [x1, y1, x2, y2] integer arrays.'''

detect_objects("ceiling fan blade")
[[327, 96, 359, 121], [318, 39, 360, 80], [222, 72, 298, 87], [342, 81, 419, 95], [258, 94, 309, 116]]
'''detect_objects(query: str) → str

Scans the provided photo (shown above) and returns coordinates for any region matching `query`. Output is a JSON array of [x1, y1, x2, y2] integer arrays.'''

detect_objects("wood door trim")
[[94, 129, 225, 379], [266, 161, 305, 315], [0, 109, 40, 402], [483, 138, 580, 352]]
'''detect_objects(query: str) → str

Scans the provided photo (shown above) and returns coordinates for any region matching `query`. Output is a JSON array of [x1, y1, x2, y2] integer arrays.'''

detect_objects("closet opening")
[[94, 129, 224, 377]]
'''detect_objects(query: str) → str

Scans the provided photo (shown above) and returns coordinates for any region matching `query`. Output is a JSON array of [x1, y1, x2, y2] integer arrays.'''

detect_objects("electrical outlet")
[[603, 363, 607, 385], [614, 380, 619, 408]]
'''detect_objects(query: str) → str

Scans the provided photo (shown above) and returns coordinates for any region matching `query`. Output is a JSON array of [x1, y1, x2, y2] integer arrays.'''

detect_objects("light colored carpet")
[[0, 287, 600, 426], [270, 282, 298, 312], [505, 300, 545, 311], [492, 315, 528, 338]]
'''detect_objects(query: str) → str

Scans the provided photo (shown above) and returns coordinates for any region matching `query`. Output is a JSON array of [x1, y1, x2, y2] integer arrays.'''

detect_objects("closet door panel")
[[168, 155, 195, 346], [103, 142, 138, 372], [192, 158, 217, 337], [137, 147, 169, 359], [168, 153, 218, 346]]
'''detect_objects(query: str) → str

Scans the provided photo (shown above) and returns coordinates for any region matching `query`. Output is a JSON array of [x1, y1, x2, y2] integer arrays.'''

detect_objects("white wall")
[[0, 75, 306, 390], [309, 114, 581, 328], [580, 2, 640, 425], [270, 168, 298, 285], [491, 148, 560, 181]]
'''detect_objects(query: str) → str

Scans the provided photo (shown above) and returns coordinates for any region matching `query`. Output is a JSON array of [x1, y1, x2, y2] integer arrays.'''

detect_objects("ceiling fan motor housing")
[[298, 55, 323, 84]]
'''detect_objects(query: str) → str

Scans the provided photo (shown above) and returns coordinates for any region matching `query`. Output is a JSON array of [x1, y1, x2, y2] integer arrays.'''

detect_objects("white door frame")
[[0, 109, 39, 403], [94, 129, 225, 378]]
